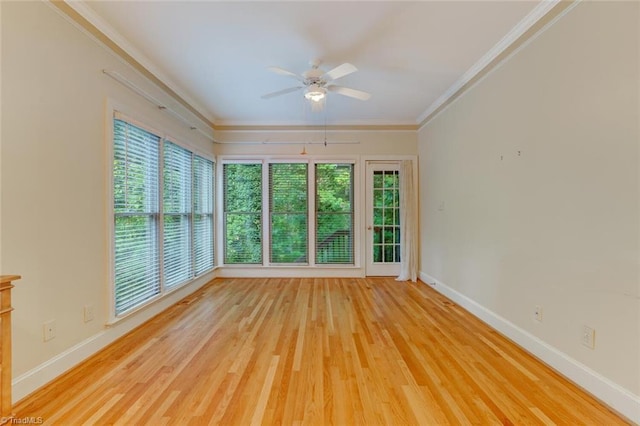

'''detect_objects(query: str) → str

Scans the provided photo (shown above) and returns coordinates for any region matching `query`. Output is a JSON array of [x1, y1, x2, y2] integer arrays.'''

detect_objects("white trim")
[[419, 271, 640, 424], [216, 266, 364, 279], [105, 99, 117, 325], [416, 0, 561, 126], [261, 160, 269, 266], [12, 273, 213, 403]]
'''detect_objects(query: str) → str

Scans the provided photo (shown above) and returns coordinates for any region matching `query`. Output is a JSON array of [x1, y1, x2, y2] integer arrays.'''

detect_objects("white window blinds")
[[194, 156, 214, 275], [269, 163, 308, 264], [112, 114, 215, 317], [113, 118, 161, 314], [163, 141, 193, 288]]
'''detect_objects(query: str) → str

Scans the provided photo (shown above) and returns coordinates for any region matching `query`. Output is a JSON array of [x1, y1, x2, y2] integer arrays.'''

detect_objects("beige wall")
[[215, 129, 417, 157], [1, 1, 215, 400], [419, 0, 639, 402]]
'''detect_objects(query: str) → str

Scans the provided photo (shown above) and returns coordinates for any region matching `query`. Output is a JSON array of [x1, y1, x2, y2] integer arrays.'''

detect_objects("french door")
[[365, 162, 401, 276]]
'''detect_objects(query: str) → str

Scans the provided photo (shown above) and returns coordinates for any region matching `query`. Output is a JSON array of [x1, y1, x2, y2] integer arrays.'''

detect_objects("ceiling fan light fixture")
[[304, 85, 326, 102]]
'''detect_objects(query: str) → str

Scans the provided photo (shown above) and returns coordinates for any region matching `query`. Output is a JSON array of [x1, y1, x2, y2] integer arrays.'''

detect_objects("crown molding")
[[52, 0, 215, 129], [51, 0, 577, 133], [417, 0, 574, 129]]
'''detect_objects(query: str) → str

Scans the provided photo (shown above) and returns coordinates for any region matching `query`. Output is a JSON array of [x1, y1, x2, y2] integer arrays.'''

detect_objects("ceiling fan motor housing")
[[302, 68, 324, 85]]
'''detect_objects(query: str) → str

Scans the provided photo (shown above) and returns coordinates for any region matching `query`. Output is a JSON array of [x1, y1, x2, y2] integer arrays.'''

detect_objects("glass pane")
[[373, 208, 383, 225], [113, 119, 161, 316], [395, 245, 401, 262], [224, 164, 262, 264], [394, 207, 400, 225], [373, 189, 383, 207], [194, 213, 214, 275], [316, 164, 354, 264], [373, 245, 382, 263], [270, 164, 308, 264], [113, 119, 159, 214], [114, 215, 160, 314], [316, 213, 353, 264], [316, 164, 352, 212], [373, 227, 382, 244], [384, 245, 394, 263], [224, 163, 262, 212], [271, 213, 308, 263], [383, 172, 397, 188], [395, 227, 400, 244], [194, 156, 214, 214], [270, 163, 307, 212], [373, 172, 383, 188], [164, 214, 192, 287], [383, 228, 394, 245], [163, 141, 192, 214], [384, 208, 395, 225], [224, 213, 262, 264], [194, 157, 214, 273]]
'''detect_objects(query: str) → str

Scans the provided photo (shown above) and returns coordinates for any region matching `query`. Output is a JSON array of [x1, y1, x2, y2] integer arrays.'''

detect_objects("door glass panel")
[[372, 170, 400, 265], [373, 245, 382, 262]]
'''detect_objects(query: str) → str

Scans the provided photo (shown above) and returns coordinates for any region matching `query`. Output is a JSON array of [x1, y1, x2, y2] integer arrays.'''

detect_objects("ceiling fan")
[[261, 60, 371, 103]]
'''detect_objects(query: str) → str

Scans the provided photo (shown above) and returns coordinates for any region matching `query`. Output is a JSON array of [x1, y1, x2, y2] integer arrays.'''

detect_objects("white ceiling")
[[76, 1, 546, 127]]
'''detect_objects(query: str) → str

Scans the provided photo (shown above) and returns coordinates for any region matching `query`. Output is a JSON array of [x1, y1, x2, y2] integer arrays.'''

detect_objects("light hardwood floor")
[[14, 277, 628, 425]]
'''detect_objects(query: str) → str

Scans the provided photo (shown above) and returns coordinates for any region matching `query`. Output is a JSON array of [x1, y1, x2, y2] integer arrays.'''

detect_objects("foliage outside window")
[[315, 163, 354, 264], [223, 163, 263, 264], [269, 163, 308, 263], [222, 160, 355, 266], [372, 170, 400, 263]]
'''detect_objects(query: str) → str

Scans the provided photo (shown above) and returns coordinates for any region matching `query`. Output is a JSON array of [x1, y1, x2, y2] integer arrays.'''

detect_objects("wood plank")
[[12, 277, 630, 425]]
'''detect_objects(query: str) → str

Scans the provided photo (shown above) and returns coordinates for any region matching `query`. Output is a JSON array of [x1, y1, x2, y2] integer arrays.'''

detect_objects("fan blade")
[[322, 63, 357, 81], [327, 85, 371, 101], [261, 86, 303, 99], [266, 66, 304, 82]]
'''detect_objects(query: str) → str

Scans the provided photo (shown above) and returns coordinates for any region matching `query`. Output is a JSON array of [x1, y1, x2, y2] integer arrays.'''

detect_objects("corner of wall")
[[419, 271, 640, 424]]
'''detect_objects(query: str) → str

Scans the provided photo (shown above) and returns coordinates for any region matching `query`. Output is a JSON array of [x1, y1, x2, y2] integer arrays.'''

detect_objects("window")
[[194, 156, 214, 275], [163, 141, 193, 288], [113, 118, 161, 314], [269, 163, 308, 263], [222, 160, 355, 266], [223, 163, 262, 264], [112, 115, 214, 317], [315, 163, 354, 264]]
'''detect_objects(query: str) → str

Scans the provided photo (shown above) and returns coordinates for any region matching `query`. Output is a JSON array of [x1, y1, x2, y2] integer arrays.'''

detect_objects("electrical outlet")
[[84, 304, 95, 323], [582, 325, 595, 349], [43, 320, 56, 341], [534, 305, 543, 322]]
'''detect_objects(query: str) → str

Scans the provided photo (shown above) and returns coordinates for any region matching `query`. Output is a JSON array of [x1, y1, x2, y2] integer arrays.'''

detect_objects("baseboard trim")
[[12, 272, 214, 403], [419, 271, 640, 424]]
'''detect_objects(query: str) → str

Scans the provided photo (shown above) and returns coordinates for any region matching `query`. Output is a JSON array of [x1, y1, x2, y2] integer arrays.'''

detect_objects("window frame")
[[222, 160, 264, 265], [314, 162, 356, 265], [219, 156, 358, 269], [108, 109, 215, 323], [268, 161, 310, 265]]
